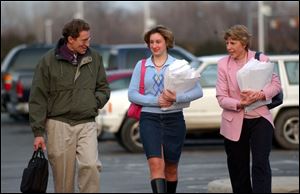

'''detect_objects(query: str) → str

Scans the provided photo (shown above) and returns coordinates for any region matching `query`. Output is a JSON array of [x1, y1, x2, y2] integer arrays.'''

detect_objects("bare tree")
[[1, 1, 299, 61]]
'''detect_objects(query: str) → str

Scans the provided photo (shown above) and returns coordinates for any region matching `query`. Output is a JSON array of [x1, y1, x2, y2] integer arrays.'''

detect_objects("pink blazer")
[[216, 50, 282, 141]]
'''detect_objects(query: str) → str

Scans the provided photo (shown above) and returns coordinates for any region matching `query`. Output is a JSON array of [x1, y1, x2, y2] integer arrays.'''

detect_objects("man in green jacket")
[[29, 19, 110, 193]]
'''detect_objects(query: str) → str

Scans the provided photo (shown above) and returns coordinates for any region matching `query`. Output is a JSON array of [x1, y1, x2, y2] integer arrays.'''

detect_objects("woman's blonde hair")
[[224, 25, 252, 50], [144, 25, 174, 49]]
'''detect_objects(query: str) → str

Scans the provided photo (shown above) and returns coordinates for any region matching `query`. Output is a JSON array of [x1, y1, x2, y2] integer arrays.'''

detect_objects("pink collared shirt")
[[216, 50, 282, 141]]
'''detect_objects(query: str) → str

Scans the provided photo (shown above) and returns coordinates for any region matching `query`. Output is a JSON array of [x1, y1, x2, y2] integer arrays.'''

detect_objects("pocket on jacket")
[[74, 88, 97, 115], [222, 112, 233, 121]]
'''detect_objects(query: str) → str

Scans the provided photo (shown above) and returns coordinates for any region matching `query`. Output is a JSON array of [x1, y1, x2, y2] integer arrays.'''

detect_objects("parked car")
[[98, 54, 299, 152], [95, 69, 133, 137], [100, 43, 200, 70], [1, 43, 198, 119], [1, 44, 108, 119], [1, 44, 54, 119]]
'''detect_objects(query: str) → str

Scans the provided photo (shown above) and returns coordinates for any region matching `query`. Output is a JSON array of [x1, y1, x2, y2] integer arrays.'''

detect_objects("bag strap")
[[255, 51, 262, 61], [139, 59, 146, 95], [31, 148, 46, 160]]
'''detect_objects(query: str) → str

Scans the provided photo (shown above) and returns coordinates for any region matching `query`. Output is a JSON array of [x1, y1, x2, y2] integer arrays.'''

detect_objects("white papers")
[[162, 59, 200, 111], [236, 58, 274, 112]]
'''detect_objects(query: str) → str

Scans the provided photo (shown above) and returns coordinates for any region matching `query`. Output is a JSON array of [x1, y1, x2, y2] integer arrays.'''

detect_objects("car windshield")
[[101, 45, 198, 70], [109, 76, 131, 91], [285, 60, 299, 85], [94, 47, 111, 69], [8, 48, 51, 72], [107, 70, 133, 91]]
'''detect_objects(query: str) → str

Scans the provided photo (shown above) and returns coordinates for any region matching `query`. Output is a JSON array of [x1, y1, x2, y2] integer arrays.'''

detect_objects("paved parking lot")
[[1, 113, 299, 193]]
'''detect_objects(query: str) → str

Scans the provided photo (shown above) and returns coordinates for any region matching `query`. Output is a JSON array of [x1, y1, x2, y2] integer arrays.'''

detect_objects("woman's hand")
[[162, 89, 176, 102], [240, 89, 265, 107], [158, 89, 176, 108], [158, 93, 173, 108]]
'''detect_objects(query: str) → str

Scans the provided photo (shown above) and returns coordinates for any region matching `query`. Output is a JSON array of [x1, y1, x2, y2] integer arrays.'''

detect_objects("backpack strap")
[[255, 51, 262, 61], [139, 59, 146, 94]]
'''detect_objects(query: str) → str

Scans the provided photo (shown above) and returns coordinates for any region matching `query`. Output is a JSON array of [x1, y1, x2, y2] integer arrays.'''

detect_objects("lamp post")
[[258, 1, 271, 52], [74, 1, 84, 19], [45, 19, 53, 44], [143, 1, 156, 32]]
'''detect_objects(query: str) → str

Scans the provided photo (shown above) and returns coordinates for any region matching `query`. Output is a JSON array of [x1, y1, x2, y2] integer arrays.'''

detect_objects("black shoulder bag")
[[255, 52, 283, 109], [20, 148, 49, 193]]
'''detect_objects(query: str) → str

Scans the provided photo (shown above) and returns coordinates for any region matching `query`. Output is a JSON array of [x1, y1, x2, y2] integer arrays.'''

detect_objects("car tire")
[[120, 118, 143, 153], [95, 119, 104, 141], [274, 109, 299, 150], [97, 130, 104, 141], [9, 113, 28, 121]]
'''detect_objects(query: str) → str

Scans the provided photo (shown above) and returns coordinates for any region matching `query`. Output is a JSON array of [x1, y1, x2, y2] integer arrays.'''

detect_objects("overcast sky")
[[110, 1, 144, 10], [1, 1, 144, 33]]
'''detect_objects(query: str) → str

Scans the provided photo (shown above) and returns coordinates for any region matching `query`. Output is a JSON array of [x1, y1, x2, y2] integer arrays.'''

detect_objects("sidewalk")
[[208, 176, 299, 193]]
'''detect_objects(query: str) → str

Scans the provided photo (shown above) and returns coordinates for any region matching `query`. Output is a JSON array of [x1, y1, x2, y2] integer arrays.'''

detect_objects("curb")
[[207, 176, 299, 193]]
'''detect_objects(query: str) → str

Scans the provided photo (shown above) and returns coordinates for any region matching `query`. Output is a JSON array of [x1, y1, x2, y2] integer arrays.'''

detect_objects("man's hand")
[[33, 136, 46, 151]]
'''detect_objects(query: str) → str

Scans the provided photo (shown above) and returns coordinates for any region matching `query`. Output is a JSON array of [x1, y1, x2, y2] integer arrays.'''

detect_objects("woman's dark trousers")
[[224, 117, 273, 193]]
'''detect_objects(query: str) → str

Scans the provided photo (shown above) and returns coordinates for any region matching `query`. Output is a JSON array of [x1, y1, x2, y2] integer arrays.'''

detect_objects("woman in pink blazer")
[[216, 25, 281, 193]]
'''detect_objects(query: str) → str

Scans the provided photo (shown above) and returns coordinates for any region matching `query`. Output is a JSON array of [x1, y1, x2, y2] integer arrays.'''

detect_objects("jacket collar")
[[55, 38, 92, 65]]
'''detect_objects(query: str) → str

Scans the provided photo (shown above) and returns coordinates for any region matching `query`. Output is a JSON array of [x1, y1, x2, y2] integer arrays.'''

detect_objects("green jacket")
[[29, 45, 110, 137]]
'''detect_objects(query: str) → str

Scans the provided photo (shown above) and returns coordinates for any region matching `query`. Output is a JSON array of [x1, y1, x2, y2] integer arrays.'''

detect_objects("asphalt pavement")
[[1, 113, 299, 193]]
